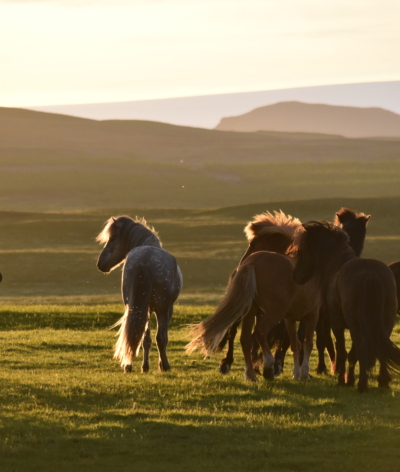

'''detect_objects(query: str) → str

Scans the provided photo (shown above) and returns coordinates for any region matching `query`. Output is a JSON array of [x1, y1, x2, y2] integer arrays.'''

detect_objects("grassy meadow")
[[2, 107, 400, 470], [1, 197, 400, 470], [1, 305, 400, 472]]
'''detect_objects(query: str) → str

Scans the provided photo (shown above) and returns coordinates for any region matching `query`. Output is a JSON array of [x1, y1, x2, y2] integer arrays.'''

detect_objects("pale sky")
[[1, 0, 399, 107]]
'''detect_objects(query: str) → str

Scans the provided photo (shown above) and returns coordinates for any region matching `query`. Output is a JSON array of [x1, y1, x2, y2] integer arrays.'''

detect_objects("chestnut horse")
[[293, 221, 400, 392], [218, 211, 301, 374], [187, 247, 322, 382], [96, 216, 182, 373]]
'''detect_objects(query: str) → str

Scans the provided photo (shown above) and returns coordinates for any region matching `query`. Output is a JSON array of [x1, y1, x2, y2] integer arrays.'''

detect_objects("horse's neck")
[[347, 231, 366, 257], [141, 235, 162, 248], [127, 233, 162, 252], [319, 248, 357, 292], [240, 234, 291, 263]]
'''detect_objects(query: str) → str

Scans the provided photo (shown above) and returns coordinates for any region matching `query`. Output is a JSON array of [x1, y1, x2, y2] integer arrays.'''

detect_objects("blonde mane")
[[96, 216, 159, 245], [244, 210, 302, 242]]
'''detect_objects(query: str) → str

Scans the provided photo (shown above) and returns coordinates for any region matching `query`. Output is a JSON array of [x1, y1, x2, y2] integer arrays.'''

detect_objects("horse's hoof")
[[316, 365, 327, 375], [141, 365, 149, 373], [274, 362, 282, 377], [219, 363, 230, 375], [124, 365, 132, 373], [158, 363, 170, 372], [263, 367, 274, 381], [245, 375, 257, 382]]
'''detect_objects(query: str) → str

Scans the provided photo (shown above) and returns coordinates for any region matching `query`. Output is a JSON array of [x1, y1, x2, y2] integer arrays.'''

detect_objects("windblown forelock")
[[96, 218, 115, 244]]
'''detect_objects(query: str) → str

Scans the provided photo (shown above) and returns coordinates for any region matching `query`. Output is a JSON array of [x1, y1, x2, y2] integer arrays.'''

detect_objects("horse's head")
[[96, 217, 127, 273], [334, 208, 370, 257], [292, 221, 349, 285]]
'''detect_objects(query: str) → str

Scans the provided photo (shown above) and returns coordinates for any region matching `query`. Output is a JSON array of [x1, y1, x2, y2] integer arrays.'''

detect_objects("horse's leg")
[[276, 325, 291, 375], [155, 305, 172, 372], [297, 320, 305, 366], [324, 318, 336, 374], [285, 319, 301, 380], [357, 357, 369, 393], [219, 321, 240, 374], [331, 325, 347, 386], [240, 305, 258, 382], [299, 312, 319, 380], [346, 342, 357, 387], [315, 312, 328, 374], [377, 362, 392, 389], [254, 326, 275, 381], [141, 314, 152, 373]]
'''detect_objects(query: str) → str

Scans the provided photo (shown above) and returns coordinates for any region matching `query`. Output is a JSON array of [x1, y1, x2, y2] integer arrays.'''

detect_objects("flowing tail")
[[112, 265, 152, 367], [359, 276, 400, 374], [186, 264, 257, 356]]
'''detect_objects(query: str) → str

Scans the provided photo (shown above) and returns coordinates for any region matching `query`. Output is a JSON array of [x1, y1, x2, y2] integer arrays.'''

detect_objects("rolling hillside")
[[2, 107, 400, 211], [215, 102, 400, 138]]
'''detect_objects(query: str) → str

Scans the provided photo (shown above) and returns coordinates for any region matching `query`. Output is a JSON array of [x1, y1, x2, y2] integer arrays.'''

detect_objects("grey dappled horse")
[[96, 216, 182, 373]]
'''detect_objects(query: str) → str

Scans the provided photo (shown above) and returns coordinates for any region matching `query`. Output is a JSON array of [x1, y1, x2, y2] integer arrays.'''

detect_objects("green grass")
[[2, 196, 400, 304], [1, 305, 400, 471]]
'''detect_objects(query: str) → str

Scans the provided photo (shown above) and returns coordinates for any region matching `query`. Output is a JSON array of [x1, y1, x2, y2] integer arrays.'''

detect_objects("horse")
[[218, 207, 369, 377], [313, 208, 370, 374], [187, 242, 323, 383], [96, 216, 182, 373], [217, 211, 301, 374], [292, 221, 400, 392]]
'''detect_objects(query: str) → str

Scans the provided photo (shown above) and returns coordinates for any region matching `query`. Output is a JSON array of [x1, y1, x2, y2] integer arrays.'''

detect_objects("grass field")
[[1, 196, 400, 304], [1, 305, 400, 472], [2, 197, 400, 470]]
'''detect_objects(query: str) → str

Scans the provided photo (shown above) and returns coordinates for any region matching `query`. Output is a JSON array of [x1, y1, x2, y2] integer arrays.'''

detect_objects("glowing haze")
[[1, 0, 399, 107]]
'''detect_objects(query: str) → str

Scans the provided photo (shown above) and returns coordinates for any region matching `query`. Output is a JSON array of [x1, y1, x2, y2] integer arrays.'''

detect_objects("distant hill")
[[2, 107, 400, 211], [215, 102, 400, 138], [30, 81, 400, 129]]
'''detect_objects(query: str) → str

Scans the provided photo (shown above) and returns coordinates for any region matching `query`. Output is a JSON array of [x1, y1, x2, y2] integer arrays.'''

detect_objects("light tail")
[[186, 264, 257, 356], [112, 266, 152, 367]]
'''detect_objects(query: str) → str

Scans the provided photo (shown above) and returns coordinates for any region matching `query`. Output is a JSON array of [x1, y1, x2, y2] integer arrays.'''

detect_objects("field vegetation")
[[1, 305, 400, 471], [1, 196, 400, 304], [2, 108, 400, 210]]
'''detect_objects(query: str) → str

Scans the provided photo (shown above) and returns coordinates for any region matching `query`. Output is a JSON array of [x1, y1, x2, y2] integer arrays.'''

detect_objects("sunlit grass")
[[1, 305, 400, 471]]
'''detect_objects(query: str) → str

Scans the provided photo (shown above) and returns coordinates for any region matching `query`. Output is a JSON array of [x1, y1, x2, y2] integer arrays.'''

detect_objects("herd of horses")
[[96, 209, 400, 393]]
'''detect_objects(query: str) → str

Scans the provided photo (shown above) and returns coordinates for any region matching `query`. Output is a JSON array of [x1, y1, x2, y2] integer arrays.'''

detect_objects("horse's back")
[[338, 258, 397, 322], [123, 246, 181, 303]]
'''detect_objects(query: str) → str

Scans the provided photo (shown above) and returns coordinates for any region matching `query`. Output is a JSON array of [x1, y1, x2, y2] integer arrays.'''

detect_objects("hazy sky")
[[1, 0, 399, 106]]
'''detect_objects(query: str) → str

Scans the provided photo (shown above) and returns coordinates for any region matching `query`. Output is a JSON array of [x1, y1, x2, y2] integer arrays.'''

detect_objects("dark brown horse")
[[187, 246, 322, 382], [293, 221, 400, 392], [217, 211, 301, 374], [314, 208, 370, 374]]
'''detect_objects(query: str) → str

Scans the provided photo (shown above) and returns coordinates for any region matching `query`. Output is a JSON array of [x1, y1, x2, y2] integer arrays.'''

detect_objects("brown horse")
[[217, 211, 301, 374], [218, 207, 370, 377], [187, 246, 322, 382], [313, 208, 370, 374], [292, 221, 400, 392]]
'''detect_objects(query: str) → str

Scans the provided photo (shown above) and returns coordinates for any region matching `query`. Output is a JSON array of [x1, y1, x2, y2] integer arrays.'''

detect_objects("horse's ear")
[[336, 212, 342, 222], [365, 215, 371, 222], [111, 217, 121, 228]]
